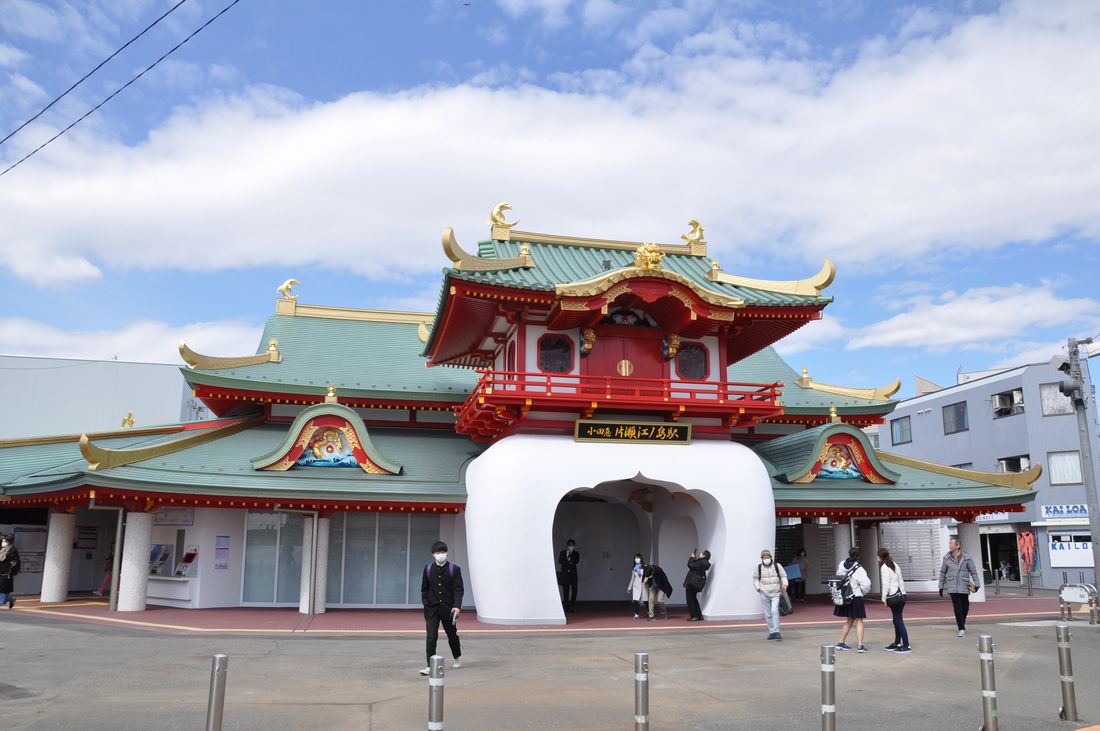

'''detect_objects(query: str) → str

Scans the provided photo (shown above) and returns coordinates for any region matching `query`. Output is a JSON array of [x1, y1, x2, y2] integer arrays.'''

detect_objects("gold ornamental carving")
[[179, 339, 282, 370], [707, 258, 836, 297], [443, 226, 534, 271], [681, 219, 705, 245], [666, 333, 681, 358], [581, 328, 597, 353], [277, 278, 300, 300], [633, 243, 664, 271], [120, 412, 135, 429], [616, 359, 634, 376]]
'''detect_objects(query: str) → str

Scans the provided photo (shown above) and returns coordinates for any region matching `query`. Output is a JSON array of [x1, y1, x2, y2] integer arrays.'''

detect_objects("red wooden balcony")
[[454, 370, 784, 441]]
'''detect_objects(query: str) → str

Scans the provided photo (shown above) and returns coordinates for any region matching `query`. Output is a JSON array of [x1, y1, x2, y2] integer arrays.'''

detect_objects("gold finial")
[[633, 242, 664, 271], [277, 278, 300, 300], [519, 242, 529, 256], [121, 411, 135, 429], [268, 338, 279, 352], [490, 202, 518, 229], [829, 405, 841, 423], [325, 384, 338, 403], [681, 218, 705, 244], [709, 258, 719, 272]]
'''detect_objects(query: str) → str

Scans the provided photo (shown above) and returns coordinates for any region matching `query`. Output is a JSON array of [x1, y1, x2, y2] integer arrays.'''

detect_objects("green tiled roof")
[[184, 314, 477, 401], [454, 239, 833, 308], [752, 424, 900, 483], [3, 424, 483, 503], [728, 347, 895, 414], [0, 431, 183, 492]]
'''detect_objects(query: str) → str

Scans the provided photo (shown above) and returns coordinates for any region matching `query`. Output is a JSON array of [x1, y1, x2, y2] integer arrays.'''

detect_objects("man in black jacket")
[[642, 563, 673, 620], [558, 538, 580, 612], [420, 541, 463, 675]]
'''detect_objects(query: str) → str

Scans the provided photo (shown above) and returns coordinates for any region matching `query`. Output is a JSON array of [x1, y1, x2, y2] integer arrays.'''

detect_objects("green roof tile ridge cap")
[[250, 403, 403, 474]]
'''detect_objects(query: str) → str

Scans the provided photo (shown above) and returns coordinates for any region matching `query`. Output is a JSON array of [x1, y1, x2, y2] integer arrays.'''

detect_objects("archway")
[[464, 434, 776, 624]]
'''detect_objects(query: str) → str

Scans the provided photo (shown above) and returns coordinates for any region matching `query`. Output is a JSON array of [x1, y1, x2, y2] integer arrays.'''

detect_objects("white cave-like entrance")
[[464, 434, 776, 625]]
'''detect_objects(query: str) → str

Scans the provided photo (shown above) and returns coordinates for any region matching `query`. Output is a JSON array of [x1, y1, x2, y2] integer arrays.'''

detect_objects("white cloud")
[[581, 0, 629, 30], [846, 283, 1100, 352], [0, 42, 29, 67], [773, 313, 848, 357], [0, 1, 1099, 288], [496, 0, 575, 30], [0, 247, 101, 286], [0, 316, 264, 363], [476, 21, 510, 46]]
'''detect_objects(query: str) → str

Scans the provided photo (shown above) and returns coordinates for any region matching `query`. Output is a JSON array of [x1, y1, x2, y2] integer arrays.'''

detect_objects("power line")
[[0, 0, 243, 180], [0, 0, 191, 148]]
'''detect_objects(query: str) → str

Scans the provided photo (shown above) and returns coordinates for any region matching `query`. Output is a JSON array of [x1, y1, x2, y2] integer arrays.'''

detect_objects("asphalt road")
[[0, 612, 1097, 729]]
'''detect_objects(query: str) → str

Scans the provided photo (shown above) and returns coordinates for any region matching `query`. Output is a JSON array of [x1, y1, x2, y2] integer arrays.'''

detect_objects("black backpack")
[[827, 564, 858, 606]]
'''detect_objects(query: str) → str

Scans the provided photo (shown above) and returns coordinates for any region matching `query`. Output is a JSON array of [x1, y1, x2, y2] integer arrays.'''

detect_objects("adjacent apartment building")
[[875, 355, 1099, 589]]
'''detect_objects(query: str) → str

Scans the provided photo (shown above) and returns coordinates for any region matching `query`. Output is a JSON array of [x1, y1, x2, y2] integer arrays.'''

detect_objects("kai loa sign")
[[574, 420, 691, 444]]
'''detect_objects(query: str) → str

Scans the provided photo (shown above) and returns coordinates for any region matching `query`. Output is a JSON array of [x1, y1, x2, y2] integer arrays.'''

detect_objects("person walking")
[[790, 547, 809, 602], [753, 549, 788, 640], [558, 538, 580, 612], [939, 537, 980, 637], [93, 553, 113, 597], [419, 541, 463, 675], [627, 552, 646, 619], [684, 549, 711, 621], [878, 548, 911, 653], [642, 563, 672, 620], [0, 534, 20, 609], [834, 547, 872, 653]]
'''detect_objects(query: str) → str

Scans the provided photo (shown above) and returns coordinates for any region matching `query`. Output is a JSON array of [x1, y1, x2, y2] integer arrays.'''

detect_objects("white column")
[[40, 512, 76, 603], [958, 522, 987, 603], [314, 517, 330, 615], [832, 521, 852, 572], [118, 512, 153, 612], [299, 517, 314, 615]]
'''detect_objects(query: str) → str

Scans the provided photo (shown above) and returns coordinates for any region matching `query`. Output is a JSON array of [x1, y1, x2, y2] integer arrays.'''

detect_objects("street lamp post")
[[1055, 337, 1100, 584]]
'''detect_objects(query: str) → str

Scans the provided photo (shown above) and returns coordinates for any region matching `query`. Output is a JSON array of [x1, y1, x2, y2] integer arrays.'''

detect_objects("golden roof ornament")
[[681, 219, 705, 244], [829, 405, 841, 423], [490, 202, 518, 229], [633, 242, 664, 271], [277, 278, 300, 300], [267, 338, 279, 353], [121, 411, 135, 429], [325, 384, 338, 403]]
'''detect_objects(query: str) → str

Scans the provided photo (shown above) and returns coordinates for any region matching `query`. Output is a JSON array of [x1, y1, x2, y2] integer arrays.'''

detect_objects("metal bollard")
[[821, 645, 836, 731], [205, 653, 228, 731], [1055, 624, 1078, 721], [427, 655, 444, 731], [634, 652, 650, 730], [1090, 593, 1098, 625], [977, 635, 998, 731]]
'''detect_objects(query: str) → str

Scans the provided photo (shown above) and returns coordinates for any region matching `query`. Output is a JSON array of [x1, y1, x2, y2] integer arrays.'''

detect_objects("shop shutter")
[[880, 520, 940, 581]]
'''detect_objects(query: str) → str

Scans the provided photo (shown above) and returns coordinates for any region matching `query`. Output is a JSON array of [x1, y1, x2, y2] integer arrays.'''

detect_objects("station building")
[[0, 208, 1040, 623]]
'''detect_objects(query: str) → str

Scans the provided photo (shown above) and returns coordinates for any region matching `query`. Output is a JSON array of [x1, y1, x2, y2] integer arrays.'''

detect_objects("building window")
[[992, 388, 1024, 418], [1040, 383, 1075, 416], [537, 334, 573, 374], [1048, 451, 1083, 484], [997, 454, 1030, 473], [867, 432, 880, 449], [943, 401, 968, 434], [890, 416, 911, 445], [675, 343, 709, 380], [952, 463, 973, 469]]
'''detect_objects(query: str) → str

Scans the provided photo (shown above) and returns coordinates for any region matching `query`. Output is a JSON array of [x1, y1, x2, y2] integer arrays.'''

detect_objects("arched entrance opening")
[[551, 480, 703, 605]]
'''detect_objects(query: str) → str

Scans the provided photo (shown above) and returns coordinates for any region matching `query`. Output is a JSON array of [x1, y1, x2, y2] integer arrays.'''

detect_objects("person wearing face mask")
[[558, 539, 580, 613], [753, 549, 788, 640], [626, 553, 646, 619], [0, 534, 20, 609], [419, 541, 463, 675]]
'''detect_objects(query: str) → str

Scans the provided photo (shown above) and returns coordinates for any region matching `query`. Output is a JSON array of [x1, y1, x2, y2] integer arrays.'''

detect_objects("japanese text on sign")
[[574, 420, 691, 444]]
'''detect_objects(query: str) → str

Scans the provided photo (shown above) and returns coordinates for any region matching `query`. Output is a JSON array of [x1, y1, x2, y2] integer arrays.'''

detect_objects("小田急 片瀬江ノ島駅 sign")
[[574, 420, 691, 444]]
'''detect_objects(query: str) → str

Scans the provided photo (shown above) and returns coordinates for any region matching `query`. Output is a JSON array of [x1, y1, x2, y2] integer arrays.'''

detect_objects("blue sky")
[[1, 0, 1098, 395]]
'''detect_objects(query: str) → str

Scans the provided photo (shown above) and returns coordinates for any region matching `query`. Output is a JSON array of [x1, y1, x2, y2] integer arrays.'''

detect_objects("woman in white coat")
[[878, 547, 911, 653], [627, 552, 646, 619], [834, 547, 872, 653]]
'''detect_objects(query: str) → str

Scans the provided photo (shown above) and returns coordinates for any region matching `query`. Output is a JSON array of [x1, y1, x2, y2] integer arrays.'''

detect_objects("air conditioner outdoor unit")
[[1012, 389, 1024, 404], [992, 394, 1011, 409]]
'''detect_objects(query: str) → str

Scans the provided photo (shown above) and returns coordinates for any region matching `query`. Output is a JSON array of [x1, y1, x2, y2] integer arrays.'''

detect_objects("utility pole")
[[1056, 337, 1100, 584]]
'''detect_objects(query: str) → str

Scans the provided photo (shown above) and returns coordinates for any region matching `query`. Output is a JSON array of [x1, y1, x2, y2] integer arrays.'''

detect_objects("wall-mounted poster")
[[1048, 533, 1094, 568], [214, 535, 230, 570]]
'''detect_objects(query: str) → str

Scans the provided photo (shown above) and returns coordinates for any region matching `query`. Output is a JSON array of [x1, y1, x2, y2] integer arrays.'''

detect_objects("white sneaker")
[[419, 666, 431, 676], [452, 660, 461, 669], [957, 629, 966, 637]]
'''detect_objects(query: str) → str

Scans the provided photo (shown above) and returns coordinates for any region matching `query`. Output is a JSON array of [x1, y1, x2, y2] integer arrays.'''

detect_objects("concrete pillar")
[[958, 522, 987, 603], [314, 517, 330, 614], [860, 526, 881, 594], [118, 512, 153, 612], [299, 516, 312, 611], [40, 511, 76, 603], [832, 521, 852, 573]]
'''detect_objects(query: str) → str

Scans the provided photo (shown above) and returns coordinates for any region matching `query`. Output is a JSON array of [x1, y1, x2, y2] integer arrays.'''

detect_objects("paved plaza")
[[1, 594, 1098, 729]]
